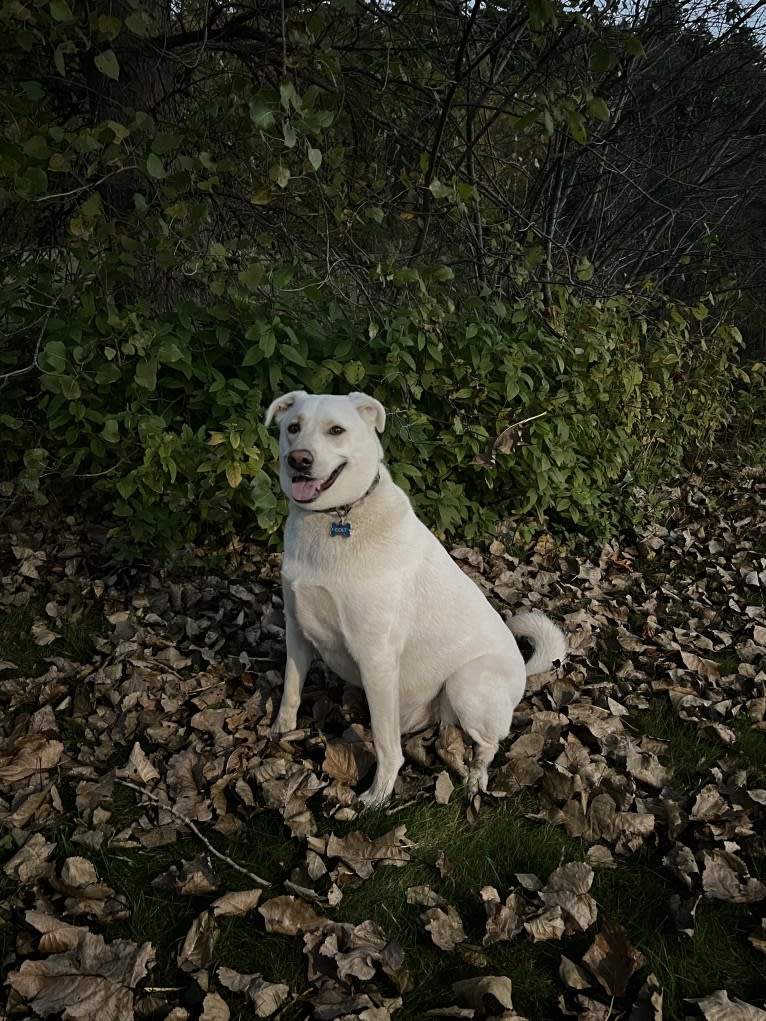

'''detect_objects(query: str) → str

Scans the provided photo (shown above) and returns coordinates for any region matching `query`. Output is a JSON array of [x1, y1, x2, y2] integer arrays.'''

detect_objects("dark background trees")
[[1, 0, 764, 549]]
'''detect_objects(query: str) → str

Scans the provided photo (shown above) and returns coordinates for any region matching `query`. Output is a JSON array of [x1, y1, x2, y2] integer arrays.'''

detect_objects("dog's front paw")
[[270, 710, 298, 739]]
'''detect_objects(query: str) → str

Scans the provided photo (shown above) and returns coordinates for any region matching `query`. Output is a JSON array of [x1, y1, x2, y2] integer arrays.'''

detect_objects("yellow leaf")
[[226, 463, 242, 488]]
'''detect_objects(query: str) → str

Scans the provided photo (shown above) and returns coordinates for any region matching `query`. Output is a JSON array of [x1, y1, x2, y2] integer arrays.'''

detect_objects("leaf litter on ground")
[[1, 459, 766, 1017]]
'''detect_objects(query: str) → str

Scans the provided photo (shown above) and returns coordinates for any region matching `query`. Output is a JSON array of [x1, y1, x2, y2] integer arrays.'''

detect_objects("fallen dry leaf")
[[7, 930, 155, 1021], [687, 989, 766, 1020], [218, 966, 290, 1017], [178, 908, 219, 972], [325, 826, 411, 879], [582, 920, 646, 996], [259, 894, 325, 935], [452, 974, 515, 1011], [539, 861, 597, 934]]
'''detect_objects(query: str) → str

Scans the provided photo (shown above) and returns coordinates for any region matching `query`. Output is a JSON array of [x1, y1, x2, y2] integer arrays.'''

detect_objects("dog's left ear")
[[347, 392, 386, 433]]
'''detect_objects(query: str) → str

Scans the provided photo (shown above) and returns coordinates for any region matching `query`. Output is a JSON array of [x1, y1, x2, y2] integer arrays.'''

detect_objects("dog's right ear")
[[264, 390, 307, 426]]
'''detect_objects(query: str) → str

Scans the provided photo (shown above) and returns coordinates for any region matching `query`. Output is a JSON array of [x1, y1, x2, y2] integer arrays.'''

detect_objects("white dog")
[[265, 391, 566, 806]]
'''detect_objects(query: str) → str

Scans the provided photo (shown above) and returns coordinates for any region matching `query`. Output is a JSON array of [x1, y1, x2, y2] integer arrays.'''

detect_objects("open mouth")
[[291, 462, 346, 503]]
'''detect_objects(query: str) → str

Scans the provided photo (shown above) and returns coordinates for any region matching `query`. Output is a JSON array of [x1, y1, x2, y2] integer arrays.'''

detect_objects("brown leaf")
[[7, 930, 155, 1021], [200, 990, 231, 1021], [480, 886, 526, 945], [434, 770, 454, 804], [24, 910, 83, 953], [630, 972, 664, 1021], [435, 725, 469, 778], [178, 908, 218, 972], [212, 889, 263, 917], [474, 412, 548, 467], [524, 905, 566, 943], [701, 850, 766, 903], [151, 856, 221, 895], [3, 833, 56, 882], [0, 734, 64, 784], [116, 742, 160, 784], [326, 826, 411, 879], [259, 895, 325, 935], [559, 954, 592, 990], [165, 747, 213, 822], [322, 727, 376, 784], [452, 974, 515, 1011], [540, 862, 597, 933], [687, 989, 766, 1020], [218, 967, 290, 1017], [422, 903, 467, 951], [582, 920, 646, 996], [680, 650, 721, 682]]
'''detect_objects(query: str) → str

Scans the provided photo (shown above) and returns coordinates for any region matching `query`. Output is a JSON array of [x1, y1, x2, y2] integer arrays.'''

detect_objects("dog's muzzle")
[[289, 460, 346, 503]]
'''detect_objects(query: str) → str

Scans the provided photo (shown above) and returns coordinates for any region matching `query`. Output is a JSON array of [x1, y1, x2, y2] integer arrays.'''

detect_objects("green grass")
[[0, 598, 105, 678]]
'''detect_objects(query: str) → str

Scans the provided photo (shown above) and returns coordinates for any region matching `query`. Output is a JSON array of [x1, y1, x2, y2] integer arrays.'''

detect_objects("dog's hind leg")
[[443, 657, 525, 795]]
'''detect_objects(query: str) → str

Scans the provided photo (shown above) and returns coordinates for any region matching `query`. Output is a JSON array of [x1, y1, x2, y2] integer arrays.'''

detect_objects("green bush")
[[0, 261, 746, 553]]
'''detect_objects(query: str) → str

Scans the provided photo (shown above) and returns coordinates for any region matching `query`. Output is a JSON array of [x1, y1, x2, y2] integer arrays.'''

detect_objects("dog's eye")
[[287, 421, 301, 435], [328, 425, 345, 436]]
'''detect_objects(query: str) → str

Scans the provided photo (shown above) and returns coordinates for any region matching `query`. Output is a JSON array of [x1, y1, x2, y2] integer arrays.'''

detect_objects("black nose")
[[287, 449, 314, 472]]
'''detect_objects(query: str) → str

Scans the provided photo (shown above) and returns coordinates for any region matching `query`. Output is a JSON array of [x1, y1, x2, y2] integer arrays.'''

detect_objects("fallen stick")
[[116, 779, 271, 887]]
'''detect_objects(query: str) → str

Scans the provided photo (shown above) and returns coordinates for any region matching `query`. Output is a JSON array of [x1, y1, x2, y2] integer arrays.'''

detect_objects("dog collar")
[[306, 471, 381, 537]]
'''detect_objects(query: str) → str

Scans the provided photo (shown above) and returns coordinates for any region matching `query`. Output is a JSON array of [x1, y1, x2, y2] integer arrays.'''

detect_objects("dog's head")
[[265, 391, 386, 508]]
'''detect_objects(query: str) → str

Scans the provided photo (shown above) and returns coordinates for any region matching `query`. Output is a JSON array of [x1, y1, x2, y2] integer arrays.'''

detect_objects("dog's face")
[[265, 391, 386, 509]]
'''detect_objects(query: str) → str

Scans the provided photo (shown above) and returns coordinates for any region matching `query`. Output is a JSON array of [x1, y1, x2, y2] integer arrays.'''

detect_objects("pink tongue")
[[292, 477, 325, 502]]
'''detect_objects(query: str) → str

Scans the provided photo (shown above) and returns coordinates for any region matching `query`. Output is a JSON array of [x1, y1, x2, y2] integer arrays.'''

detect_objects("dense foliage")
[[1, 0, 764, 551]]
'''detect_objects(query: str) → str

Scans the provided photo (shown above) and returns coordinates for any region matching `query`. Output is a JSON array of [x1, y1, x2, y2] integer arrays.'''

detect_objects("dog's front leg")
[[271, 610, 312, 736], [358, 657, 405, 807]]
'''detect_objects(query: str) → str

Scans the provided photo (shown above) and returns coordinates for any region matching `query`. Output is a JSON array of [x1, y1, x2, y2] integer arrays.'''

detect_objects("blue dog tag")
[[330, 521, 351, 537]]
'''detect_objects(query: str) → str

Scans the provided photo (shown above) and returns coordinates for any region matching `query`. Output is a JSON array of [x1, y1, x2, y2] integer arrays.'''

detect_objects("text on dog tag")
[[330, 521, 351, 537]]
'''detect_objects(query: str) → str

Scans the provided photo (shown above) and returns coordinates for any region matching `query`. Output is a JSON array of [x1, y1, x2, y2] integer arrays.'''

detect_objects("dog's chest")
[[289, 581, 346, 654]]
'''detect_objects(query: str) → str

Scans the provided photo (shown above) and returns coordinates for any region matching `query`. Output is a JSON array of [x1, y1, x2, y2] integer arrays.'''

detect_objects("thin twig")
[[116, 779, 271, 887]]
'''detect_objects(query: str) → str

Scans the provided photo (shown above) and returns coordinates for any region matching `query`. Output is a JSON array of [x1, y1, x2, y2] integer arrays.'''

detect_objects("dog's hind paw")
[[358, 776, 397, 809]]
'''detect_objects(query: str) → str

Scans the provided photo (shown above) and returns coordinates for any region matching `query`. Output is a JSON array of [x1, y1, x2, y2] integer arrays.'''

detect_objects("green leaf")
[[249, 99, 275, 130], [259, 330, 276, 358], [22, 136, 50, 159], [566, 110, 587, 144], [624, 35, 646, 58], [102, 418, 120, 443], [80, 192, 103, 217], [125, 10, 152, 37], [135, 356, 158, 390], [283, 122, 297, 148], [275, 164, 290, 189], [15, 167, 48, 199], [50, 0, 74, 22], [94, 49, 120, 81], [43, 341, 68, 374], [97, 15, 122, 39], [280, 344, 306, 366], [587, 97, 610, 123], [146, 153, 165, 179], [577, 258, 595, 282], [590, 42, 616, 74], [307, 145, 322, 171], [238, 263, 264, 290]]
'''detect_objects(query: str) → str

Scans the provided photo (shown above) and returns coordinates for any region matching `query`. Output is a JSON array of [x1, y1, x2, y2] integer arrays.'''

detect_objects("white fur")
[[265, 390, 567, 806]]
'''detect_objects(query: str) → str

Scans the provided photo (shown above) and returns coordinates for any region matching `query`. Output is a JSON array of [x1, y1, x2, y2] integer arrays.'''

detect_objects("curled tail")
[[508, 610, 567, 676]]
